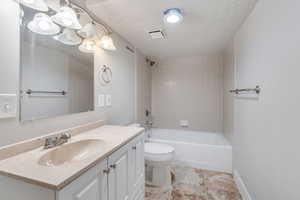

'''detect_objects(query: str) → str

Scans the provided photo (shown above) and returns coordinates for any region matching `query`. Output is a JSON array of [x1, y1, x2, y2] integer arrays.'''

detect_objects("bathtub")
[[146, 129, 232, 173]]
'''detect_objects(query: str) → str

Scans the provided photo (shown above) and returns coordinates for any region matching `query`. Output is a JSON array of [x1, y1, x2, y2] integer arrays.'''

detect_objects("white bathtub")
[[146, 129, 232, 173]]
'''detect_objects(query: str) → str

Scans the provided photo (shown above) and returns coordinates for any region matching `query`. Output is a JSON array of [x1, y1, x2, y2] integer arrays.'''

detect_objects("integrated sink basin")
[[39, 139, 106, 167]]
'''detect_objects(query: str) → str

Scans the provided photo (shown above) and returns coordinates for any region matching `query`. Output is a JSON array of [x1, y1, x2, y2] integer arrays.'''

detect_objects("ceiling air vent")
[[148, 30, 165, 39]]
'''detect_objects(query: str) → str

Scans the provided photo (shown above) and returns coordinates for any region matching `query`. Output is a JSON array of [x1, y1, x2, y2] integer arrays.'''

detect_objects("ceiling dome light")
[[51, 7, 82, 30], [79, 39, 95, 53], [19, 0, 49, 12], [77, 23, 96, 39], [163, 8, 183, 24], [27, 13, 60, 35], [97, 35, 116, 51], [53, 28, 82, 46]]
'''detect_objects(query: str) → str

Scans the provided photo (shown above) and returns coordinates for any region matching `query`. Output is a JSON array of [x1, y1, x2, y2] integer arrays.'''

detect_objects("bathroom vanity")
[[0, 122, 145, 200]]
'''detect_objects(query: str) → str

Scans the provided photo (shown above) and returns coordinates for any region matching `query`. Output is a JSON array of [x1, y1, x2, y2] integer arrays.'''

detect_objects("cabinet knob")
[[110, 164, 117, 169], [103, 168, 110, 174], [132, 146, 137, 150]]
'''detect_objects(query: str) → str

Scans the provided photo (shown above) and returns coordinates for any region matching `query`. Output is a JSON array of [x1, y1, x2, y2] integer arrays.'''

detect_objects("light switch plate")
[[105, 94, 112, 106], [180, 120, 189, 127], [97, 94, 105, 107], [0, 94, 17, 119]]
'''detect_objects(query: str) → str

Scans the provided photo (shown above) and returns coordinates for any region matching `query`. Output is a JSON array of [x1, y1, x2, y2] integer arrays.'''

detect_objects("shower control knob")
[[110, 164, 117, 169], [103, 168, 110, 174], [132, 146, 137, 150]]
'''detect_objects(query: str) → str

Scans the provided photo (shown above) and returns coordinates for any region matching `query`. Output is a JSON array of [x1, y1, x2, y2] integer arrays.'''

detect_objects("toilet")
[[128, 123, 175, 188], [144, 142, 175, 188]]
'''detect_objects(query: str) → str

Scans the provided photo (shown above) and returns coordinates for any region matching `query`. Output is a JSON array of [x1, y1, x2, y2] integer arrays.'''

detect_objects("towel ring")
[[98, 65, 112, 85]]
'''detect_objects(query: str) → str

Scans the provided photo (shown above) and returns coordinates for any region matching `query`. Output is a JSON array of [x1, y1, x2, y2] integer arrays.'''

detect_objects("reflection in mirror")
[[20, 7, 94, 121]]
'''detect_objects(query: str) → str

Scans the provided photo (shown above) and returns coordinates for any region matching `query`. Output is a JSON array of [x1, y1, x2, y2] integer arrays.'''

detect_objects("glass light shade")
[[19, 0, 49, 12], [53, 28, 82, 46], [77, 23, 96, 39], [27, 13, 60, 35], [163, 8, 183, 24], [97, 35, 116, 51], [79, 39, 95, 53], [51, 7, 82, 30]]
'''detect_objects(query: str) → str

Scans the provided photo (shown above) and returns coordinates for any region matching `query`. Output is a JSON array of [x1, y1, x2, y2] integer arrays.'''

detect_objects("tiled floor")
[[145, 164, 242, 200]]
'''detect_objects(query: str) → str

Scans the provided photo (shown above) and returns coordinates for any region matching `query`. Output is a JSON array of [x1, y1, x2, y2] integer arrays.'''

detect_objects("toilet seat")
[[144, 142, 174, 162]]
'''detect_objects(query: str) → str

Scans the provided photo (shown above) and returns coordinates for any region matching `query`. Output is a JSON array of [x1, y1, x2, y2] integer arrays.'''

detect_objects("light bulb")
[[38, 20, 51, 30], [23, 0, 34, 4], [166, 15, 180, 23], [27, 13, 60, 35], [97, 35, 116, 51], [79, 39, 95, 53], [164, 8, 183, 24], [61, 18, 73, 27], [51, 7, 82, 29], [19, 0, 48, 12]]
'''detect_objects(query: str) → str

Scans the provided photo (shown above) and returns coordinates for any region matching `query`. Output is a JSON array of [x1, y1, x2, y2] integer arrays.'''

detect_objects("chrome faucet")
[[44, 132, 72, 149]]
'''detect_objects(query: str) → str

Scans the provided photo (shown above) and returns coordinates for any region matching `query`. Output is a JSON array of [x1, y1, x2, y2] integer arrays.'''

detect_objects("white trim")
[[174, 159, 232, 173], [233, 170, 253, 200], [0, 94, 16, 97]]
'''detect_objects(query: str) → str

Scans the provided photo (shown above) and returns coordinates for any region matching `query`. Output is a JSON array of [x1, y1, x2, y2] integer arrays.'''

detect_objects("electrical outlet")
[[98, 94, 105, 107], [180, 120, 189, 127]]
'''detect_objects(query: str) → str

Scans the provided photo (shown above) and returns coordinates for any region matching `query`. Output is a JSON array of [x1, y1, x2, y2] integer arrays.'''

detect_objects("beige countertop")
[[0, 125, 144, 190]]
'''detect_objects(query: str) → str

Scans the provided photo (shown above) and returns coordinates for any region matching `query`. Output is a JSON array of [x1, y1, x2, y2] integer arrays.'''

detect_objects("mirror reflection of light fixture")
[[79, 39, 95, 53], [27, 13, 60, 35], [51, 6, 82, 30], [97, 35, 116, 51], [53, 28, 82, 45], [77, 22, 96, 39], [19, 0, 49, 12]]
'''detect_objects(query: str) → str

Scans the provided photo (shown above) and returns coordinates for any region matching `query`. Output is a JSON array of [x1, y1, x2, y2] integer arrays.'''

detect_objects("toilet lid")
[[144, 143, 174, 154]]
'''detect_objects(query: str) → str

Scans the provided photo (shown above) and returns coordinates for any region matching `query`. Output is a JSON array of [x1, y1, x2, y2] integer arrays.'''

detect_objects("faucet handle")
[[44, 137, 58, 149], [61, 132, 71, 139]]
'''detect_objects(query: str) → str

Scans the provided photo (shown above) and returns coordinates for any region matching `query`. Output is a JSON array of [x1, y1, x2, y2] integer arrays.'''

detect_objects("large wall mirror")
[[20, 7, 94, 121]]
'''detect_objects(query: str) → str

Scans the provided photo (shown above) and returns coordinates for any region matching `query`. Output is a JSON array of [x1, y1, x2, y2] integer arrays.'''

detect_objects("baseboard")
[[174, 159, 232, 173], [233, 170, 253, 200]]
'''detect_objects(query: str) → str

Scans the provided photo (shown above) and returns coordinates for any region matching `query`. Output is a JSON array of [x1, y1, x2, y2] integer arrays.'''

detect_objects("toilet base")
[[145, 160, 172, 189]]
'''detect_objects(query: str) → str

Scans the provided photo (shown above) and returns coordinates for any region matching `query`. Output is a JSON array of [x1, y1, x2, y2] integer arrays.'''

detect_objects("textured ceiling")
[[86, 0, 257, 59]]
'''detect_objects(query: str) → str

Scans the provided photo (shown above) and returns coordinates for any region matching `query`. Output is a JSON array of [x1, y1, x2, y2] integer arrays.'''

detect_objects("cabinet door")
[[108, 144, 130, 200], [130, 136, 145, 200], [135, 138, 144, 183], [56, 159, 108, 200]]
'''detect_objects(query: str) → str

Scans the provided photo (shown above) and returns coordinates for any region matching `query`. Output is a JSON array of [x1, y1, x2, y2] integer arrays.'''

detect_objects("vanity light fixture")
[[53, 28, 82, 46], [163, 8, 183, 24], [27, 13, 60, 35], [97, 35, 116, 51], [77, 22, 97, 39], [79, 39, 95, 53], [18, 0, 49, 12], [51, 6, 82, 30]]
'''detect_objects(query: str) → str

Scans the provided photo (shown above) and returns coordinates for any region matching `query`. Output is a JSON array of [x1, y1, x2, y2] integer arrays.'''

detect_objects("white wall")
[[223, 44, 234, 144], [230, 0, 300, 199], [151, 55, 223, 132], [94, 34, 136, 126]]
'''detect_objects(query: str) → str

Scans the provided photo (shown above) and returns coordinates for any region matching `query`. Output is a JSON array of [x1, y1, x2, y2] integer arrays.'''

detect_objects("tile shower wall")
[[151, 55, 223, 132]]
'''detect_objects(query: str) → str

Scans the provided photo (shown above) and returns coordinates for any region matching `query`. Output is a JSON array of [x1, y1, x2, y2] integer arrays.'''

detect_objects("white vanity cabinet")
[[57, 133, 145, 200], [0, 133, 145, 200], [57, 159, 108, 200], [108, 134, 145, 200]]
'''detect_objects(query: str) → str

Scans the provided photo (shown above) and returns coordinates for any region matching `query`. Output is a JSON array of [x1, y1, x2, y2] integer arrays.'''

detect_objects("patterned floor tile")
[[145, 165, 242, 200]]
